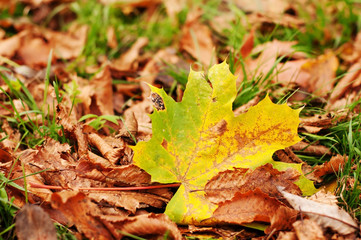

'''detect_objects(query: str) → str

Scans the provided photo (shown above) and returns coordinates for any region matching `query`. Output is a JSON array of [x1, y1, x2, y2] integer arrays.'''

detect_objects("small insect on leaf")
[[150, 92, 165, 111]]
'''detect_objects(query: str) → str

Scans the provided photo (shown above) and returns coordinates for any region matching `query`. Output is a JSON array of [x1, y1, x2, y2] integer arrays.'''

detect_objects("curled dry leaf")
[[117, 110, 138, 140], [15, 204, 57, 240], [56, 104, 88, 156], [88, 133, 123, 165], [278, 187, 358, 235], [112, 213, 182, 240], [312, 154, 346, 178], [87, 190, 168, 214], [212, 188, 298, 234]]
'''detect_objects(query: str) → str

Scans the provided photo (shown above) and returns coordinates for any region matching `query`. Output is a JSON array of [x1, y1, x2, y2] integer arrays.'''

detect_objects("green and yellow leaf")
[[132, 61, 316, 225]]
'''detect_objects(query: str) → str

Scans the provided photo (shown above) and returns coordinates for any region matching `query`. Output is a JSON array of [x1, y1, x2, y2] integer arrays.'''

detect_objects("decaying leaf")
[[212, 188, 298, 234], [15, 204, 57, 240], [51, 191, 115, 240], [205, 163, 302, 204], [133, 62, 315, 224], [278, 187, 358, 235]]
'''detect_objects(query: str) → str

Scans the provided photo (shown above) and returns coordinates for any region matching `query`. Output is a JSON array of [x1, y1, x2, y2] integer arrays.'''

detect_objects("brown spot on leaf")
[[209, 119, 227, 136], [161, 139, 168, 150]]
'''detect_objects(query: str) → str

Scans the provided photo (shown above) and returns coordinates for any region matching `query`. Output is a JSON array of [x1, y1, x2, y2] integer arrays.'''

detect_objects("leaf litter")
[[0, 0, 361, 239]]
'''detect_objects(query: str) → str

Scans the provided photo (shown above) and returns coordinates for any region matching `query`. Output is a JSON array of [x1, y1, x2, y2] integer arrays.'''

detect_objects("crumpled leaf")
[[133, 62, 315, 224], [278, 186, 358, 235]]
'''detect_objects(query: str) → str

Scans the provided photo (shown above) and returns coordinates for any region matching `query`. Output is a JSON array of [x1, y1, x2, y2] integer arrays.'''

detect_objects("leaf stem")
[[28, 182, 181, 191]]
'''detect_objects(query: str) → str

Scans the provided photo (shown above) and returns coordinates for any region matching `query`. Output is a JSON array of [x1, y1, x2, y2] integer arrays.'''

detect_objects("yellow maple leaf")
[[133, 61, 315, 224]]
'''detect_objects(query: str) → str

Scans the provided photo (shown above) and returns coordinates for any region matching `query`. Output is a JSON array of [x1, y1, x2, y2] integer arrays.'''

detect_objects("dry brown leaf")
[[313, 154, 346, 178], [138, 47, 180, 97], [300, 51, 339, 96], [15, 204, 57, 240], [308, 189, 338, 206], [329, 61, 361, 104], [0, 148, 12, 163], [180, 11, 217, 66], [117, 110, 138, 141], [275, 148, 303, 164], [107, 26, 117, 49], [234, 0, 290, 14], [0, 30, 25, 57], [277, 231, 297, 240], [292, 219, 325, 240], [278, 187, 358, 235], [123, 98, 153, 137], [213, 188, 298, 234], [0, 119, 20, 152], [10, 160, 53, 203], [111, 37, 148, 71], [90, 65, 114, 116], [163, 0, 186, 21], [56, 104, 88, 156], [205, 163, 301, 204], [76, 160, 151, 186], [291, 141, 332, 156], [87, 190, 167, 213], [18, 37, 53, 68], [51, 191, 115, 240], [44, 24, 88, 60], [88, 133, 123, 164]]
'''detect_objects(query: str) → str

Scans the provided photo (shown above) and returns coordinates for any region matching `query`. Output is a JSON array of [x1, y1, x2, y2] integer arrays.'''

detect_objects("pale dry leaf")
[[277, 231, 297, 240], [278, 187, 358, 235], [15, 204, 57, 240], [329, 61, 361, 104], [292, 219, 325, 240], [111, 37, 148, 71], [0, 30, 26, 57], [300, 51, 339, 97], [180, 14, 217, 66], [234, 0, 290, 14], [106, 26, 117, 49]]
